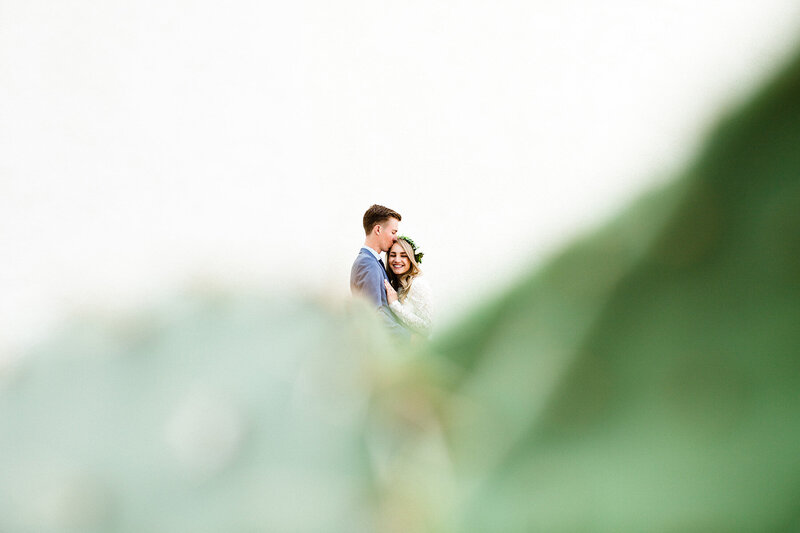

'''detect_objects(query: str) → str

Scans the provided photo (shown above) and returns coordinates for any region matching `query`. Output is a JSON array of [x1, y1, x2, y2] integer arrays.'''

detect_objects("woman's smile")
[[388, 243, 411, 274]]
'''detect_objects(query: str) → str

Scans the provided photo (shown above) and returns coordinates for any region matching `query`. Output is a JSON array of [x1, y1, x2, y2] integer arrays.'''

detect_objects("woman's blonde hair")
[[386, 238, 421, 302]]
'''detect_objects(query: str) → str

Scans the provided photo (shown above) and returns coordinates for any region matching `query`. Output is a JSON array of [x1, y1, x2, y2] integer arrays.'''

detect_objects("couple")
[[350, 204, 432, 339]]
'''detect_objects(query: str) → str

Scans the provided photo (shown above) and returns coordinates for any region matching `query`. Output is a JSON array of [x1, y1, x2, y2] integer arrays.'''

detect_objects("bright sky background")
[[2, 1, 800, 358]]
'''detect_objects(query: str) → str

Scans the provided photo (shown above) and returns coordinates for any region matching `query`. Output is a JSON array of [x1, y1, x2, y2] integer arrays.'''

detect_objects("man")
[[350, 204, 410, 337]]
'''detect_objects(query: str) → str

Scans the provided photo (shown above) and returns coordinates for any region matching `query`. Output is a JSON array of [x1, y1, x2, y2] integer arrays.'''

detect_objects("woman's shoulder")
[[410, 275, 432, 295], [414, 273, 429, 284]]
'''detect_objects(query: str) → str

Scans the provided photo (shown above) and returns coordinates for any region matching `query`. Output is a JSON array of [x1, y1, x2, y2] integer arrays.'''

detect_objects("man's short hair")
[[363, 204, 401, 235]]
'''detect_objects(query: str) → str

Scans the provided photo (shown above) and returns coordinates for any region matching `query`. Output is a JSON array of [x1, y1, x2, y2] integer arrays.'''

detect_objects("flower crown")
[[398, 235, 424, 264]]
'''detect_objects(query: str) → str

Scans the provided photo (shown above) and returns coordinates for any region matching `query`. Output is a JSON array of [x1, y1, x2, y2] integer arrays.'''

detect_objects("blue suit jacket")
[[350, 248, 410, 338]]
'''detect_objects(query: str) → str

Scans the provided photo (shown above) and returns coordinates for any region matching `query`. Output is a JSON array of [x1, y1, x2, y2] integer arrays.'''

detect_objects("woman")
[[383, 236, 432, 337]]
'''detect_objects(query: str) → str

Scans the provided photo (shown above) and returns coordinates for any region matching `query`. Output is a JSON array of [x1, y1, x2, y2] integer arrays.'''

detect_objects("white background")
[[2, 1, 800, 358]]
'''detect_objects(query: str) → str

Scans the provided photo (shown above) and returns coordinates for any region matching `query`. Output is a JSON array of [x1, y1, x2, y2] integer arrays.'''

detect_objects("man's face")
[[378, 217, 399, 252]]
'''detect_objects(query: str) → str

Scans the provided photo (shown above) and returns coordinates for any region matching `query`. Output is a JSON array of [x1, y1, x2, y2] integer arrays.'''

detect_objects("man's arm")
[[351, 261, 386, 308], [352, 261, 410, 339]]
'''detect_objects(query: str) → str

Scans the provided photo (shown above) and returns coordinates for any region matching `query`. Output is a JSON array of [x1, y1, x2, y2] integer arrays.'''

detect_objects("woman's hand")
[[384, 279, 398, 303]]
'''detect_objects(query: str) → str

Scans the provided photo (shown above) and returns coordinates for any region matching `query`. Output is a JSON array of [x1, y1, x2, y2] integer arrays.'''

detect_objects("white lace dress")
[[389, 276, 433, 337]]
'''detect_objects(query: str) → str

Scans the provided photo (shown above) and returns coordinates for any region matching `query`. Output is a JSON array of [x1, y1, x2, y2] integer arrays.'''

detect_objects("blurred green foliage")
[[2, 50, 800, 532]]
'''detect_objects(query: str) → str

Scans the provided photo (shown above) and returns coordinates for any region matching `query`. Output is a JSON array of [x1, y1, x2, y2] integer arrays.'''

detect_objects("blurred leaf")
[[433, 49, 800, 532]]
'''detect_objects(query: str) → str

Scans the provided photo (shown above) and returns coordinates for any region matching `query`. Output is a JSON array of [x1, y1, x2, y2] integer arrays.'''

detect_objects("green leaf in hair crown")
[[399, 235, 424, 264]]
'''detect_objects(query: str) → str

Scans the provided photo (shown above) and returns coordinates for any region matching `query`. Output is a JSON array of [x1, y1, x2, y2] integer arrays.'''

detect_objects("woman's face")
[[388, 242, 411, 275]]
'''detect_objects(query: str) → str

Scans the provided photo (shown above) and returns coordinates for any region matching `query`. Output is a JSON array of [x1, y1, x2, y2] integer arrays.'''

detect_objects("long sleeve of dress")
[[389, 277, 433, 336]]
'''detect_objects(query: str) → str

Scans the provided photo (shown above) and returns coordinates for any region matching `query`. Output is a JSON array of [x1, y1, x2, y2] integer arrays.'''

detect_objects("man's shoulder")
[[351, 251, 383, 282], [352, 250, 374, 268], [355, 247, 384, 264]]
